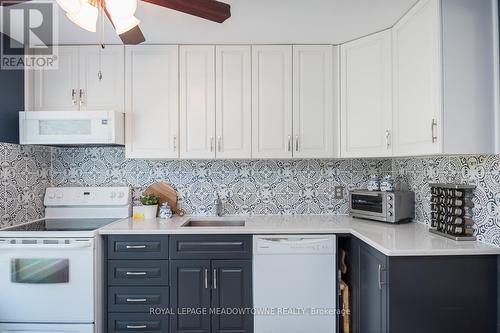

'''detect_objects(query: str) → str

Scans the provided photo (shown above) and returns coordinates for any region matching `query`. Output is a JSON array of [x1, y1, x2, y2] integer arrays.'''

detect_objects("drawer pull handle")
[[126, 245, 147, 249], [204, 269, 208, 289], [126, 298, 147, 302], [213, 269, 217, 289], [126, 271, 147, 276], [126, 325, 147, 329]]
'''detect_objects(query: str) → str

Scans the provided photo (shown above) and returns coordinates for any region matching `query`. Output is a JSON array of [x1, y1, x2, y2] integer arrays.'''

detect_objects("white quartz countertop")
[[99, 215, 500, 257]]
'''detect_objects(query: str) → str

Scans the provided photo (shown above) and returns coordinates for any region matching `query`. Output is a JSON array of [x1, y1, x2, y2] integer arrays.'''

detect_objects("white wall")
[[53, 0, 418, 45]]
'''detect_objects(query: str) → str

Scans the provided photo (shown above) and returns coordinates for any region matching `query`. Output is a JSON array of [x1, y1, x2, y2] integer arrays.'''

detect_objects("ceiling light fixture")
[[59, 0, 139, 35]]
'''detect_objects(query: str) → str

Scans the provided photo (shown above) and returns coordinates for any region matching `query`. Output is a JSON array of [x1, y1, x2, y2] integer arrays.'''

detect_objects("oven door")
[[0, 238, 95, 323], [350, 192, 387, 219], [0, 323, 93, 333]]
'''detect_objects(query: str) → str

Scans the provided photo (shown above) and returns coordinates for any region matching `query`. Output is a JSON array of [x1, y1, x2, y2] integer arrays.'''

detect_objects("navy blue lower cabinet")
[[342, 236, 498, 333], [170, 260, 212, 333], [211, 260, 253, 333]]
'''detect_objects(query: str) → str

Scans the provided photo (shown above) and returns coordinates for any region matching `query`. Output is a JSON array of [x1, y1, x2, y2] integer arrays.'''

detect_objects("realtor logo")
[[0, 0, 58, 69]]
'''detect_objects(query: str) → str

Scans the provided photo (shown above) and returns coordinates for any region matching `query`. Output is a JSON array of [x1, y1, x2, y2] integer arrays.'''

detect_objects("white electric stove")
[[0, 187, 131, 333]]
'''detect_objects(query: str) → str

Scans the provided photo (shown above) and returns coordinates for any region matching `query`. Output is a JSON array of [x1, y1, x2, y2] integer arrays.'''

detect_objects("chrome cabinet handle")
[[385, 130, 391, 149], [126, 271, 147, 276], [213, 269, 217, 289], [173, 136, 177, 152], [210, 136, 214, 152], [287, 135, 291, 152], [126, 298, 147, 303], [79, 89, 84, 107], [295, 135, 299, 152], [217, 136, 222, 152], [378, 264, 386, 290], [204, 269, 208, 289], [71, 89, 77, 105], [126, 325, 147, 329], [126, 245, 146, 249], [431, 118, 438, 143]]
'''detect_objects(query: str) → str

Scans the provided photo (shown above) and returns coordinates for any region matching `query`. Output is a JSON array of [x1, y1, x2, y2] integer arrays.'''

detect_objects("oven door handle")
[[0, 242, 93, 250]]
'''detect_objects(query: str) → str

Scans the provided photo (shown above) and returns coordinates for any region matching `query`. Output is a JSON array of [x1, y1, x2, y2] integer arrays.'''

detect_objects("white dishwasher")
[[253, 235, 336, 333]]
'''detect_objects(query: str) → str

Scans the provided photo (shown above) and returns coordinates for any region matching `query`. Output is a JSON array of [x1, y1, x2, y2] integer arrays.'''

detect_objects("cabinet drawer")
[[108, 260, 169, 286], [107, 235, 169, 260], [108, 287, 169, 312], [108, 313, 168, 333], [169, 235, 252, 259]]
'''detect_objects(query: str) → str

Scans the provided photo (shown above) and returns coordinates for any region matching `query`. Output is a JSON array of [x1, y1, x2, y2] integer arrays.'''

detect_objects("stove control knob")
[[48, 192, 55, 199], [118, 192, 125, 199], [110, 192, 117, 199], [56, 192, 63, 199]]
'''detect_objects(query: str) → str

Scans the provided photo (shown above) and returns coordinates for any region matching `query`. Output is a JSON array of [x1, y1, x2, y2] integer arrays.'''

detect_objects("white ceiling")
[[55, 0, 419, 44]]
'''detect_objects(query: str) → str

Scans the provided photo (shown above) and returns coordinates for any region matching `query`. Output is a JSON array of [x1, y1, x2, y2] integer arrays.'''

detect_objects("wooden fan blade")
[[141, 0, 231, 23], [104, 8, 146, 45], [119, 26, 146, 45], [0, 0, 32, 6]]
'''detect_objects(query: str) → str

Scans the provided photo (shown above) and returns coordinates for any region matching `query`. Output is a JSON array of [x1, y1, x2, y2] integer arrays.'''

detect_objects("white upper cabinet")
[[179, 46, 216, 159], [215, 46, 252, 159], [392, 0, 442, 156], [27, 45, 124, 112], [30, 46, 79, 111], [78, 45, 124, 111], [293, 45, 337, 159], [125, 45, 179, 159], [341, 31, 392, 158], [252, 45, 293, 159]]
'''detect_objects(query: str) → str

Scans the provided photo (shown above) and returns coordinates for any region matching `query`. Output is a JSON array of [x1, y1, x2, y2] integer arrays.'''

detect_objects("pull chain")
[[97, 1, 105, 81]]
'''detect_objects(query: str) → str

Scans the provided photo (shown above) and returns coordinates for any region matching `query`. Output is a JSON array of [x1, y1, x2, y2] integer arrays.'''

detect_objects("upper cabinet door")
[[215, 46, 252, 159], [252, 45, 293, 159], [79, 45, 125, 112], [392, 0, 442, 156], [180, 46, 216, 159], [32, 46, 79, 111], [340, 31, 392, 158], [293, 45, 336, 159], [125, 45, 179, 159]]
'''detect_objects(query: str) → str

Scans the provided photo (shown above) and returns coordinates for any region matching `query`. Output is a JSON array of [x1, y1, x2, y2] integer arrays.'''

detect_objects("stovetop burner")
[[3, 218, 119, 232]]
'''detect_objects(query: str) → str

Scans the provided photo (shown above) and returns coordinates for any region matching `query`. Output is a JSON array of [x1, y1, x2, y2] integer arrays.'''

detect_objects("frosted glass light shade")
[[56, 0, 81, 14], [105, 0, 137, 19], [66, 1, 98, 32], [113, 15, 140, 35]]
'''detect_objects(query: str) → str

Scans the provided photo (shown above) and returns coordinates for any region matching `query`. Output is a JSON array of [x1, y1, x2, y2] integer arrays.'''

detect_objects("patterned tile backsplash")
[[0, 143, 499, 247]]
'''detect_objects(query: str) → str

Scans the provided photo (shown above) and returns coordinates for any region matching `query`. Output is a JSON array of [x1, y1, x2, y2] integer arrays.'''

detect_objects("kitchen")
[[0, 0, 499, 332]]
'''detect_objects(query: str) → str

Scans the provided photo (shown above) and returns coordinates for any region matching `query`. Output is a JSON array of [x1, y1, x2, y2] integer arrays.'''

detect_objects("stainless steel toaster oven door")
[[350, 192, 387, 218]]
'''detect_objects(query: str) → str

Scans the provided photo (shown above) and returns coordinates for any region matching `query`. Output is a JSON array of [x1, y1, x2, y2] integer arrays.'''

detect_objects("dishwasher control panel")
[[253, 235, 336, 255]]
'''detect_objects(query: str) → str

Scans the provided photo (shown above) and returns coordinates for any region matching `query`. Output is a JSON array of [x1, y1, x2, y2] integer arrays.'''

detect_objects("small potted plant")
[[140, 193, 160, 219]]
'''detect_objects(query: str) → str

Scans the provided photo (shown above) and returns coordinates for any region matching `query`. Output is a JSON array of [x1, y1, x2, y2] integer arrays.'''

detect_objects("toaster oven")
[[349, 190, 415, 223]]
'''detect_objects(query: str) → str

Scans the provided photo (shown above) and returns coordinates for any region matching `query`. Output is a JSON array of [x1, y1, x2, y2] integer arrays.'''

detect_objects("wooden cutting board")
[[144, 182, 185, 216]]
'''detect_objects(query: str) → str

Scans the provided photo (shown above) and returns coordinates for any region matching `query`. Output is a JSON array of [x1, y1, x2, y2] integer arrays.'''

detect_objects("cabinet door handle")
[[378, 264, 385, 290], [217, 136, 222, 152], [213, 269, 217, 289], [126, 245, 146, 249], [295, 135, 299, 152], [126, 325, 147, 329], [173, 136, 177, 152], [126, 271, 147, 276], [287, 136, 291, 152], [126, 298, 147, 303], [431, 118, 438, 143], [79, 89, 84, 107], [71, 89, 77, 105], [385, 130, 391, 149], [204, 269, 208, 289]]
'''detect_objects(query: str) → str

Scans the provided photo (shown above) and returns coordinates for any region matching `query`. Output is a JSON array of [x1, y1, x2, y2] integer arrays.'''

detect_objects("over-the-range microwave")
[[349, 190, 415, 223], [19, 111, 124, 146]]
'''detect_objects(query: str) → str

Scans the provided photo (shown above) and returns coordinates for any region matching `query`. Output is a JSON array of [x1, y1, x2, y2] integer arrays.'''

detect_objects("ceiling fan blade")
[[0, 0, 32, 6], [104, 8, 146, 45], [141, 0, 231, 23]]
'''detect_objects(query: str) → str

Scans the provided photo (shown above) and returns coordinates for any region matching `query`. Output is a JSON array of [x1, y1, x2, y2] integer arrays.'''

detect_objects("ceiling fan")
[[0, 0, 231, 45]]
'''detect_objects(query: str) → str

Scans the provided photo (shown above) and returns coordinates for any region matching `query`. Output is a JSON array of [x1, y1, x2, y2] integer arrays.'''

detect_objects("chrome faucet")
[[215, 194, 223, 217]]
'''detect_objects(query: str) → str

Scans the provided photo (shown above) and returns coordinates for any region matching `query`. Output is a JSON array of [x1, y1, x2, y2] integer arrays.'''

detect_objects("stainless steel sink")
[[181, 219, 246, 227]]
